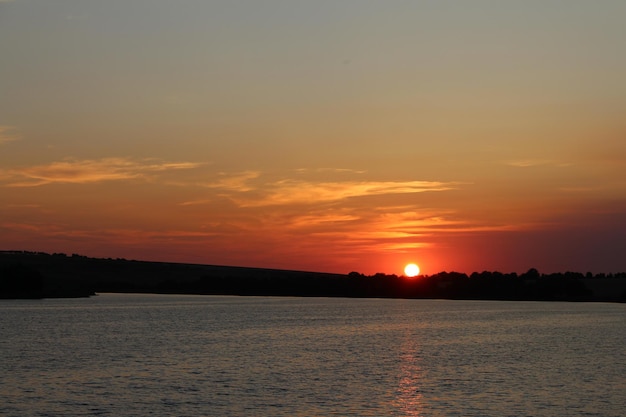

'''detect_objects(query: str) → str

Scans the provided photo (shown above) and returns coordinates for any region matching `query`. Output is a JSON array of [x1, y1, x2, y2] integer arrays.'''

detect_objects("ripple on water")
[[1, 295, 624, 416]]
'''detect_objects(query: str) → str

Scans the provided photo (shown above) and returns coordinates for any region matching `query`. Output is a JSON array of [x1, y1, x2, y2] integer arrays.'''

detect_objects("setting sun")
[[404, 263, 420, 277]]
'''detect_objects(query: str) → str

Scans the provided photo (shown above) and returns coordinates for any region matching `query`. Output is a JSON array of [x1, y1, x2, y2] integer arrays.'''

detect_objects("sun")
[[404, 263, 420, 277]]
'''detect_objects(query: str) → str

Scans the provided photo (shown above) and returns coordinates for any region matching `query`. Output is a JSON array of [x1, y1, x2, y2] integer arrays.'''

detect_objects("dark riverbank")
[[1, 251, 625, 302]]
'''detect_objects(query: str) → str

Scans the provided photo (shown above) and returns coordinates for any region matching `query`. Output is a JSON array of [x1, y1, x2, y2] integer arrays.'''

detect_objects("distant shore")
[[1, 251, 625, 302]]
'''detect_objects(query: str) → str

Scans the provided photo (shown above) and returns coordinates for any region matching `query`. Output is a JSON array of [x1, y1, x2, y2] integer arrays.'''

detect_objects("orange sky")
[[1, 1, 626, 275]]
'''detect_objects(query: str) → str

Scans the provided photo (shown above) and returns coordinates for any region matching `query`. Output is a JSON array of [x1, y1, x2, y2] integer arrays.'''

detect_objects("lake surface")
[[1, 294, 625, 416]]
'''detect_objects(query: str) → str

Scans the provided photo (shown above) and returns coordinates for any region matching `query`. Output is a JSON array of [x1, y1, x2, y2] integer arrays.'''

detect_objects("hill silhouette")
[[1, 251, 625, 302]]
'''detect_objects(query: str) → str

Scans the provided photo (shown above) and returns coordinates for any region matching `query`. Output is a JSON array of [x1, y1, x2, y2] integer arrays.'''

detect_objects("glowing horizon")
[[1, 1, 625, 275]]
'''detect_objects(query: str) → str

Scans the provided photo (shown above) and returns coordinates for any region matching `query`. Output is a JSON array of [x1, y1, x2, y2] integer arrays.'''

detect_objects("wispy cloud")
[[0, 126, 19, 145], [201, 171, 261, 192], [374, 210, 535, 235], [238, 179, 457, 207], [0, 222, 222, 247], [286, 213, 360, 228], [504, 159, 571, 168], [196, 171, 455, 206], [295, 167, 367, 175], [1, 157, 203, 187], [375, 242, 431, 251], [3, 203, 42, 209], [178, 199, 213, 206], [177, 170, 465, 254], [287, 206, 540, 255]]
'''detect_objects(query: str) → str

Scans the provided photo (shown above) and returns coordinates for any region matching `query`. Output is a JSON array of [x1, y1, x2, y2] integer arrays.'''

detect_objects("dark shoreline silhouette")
[[1, 251, 625, 302]]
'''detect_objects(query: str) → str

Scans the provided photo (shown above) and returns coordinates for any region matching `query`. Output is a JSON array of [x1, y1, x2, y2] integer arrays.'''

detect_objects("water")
[[1, 294, 625, 416]]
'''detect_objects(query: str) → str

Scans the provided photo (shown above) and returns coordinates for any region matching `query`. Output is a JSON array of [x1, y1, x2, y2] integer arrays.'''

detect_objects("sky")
[[1, 0, 626, 275]]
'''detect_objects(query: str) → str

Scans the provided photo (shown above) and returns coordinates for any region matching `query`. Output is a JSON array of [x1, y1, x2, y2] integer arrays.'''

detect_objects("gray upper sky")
[[1, 0, 625, 274]]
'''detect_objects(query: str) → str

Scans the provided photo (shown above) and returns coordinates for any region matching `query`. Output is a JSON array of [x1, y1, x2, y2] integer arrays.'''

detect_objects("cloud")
[[1, 157, 202, 187], [182, 170, 464, 254], [3, 203, 42, 209], [238, 179, 457, 207], [295, 167, 367, 175], [288, 206, 540, 256], [504, 159, 571, 168], [0, 222, 222, 247], [374, 210, 537, 235], [0, 126, 19, 145], [193, 169, 458, 207], [178, 199, 213, 206], [201, 171, 261, 192], [286, 213, 360, 228], [375, 242, 431, 251]]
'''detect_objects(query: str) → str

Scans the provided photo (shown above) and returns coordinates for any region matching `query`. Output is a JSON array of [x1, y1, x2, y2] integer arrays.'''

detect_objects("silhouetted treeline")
[[1, 251, 625, 302], [0, 263, 45, 299]]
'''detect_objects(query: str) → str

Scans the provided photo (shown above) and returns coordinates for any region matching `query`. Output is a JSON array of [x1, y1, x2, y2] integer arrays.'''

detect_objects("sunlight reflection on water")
[[1, 295, 625, 416], [394, 333, 424, 416]]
